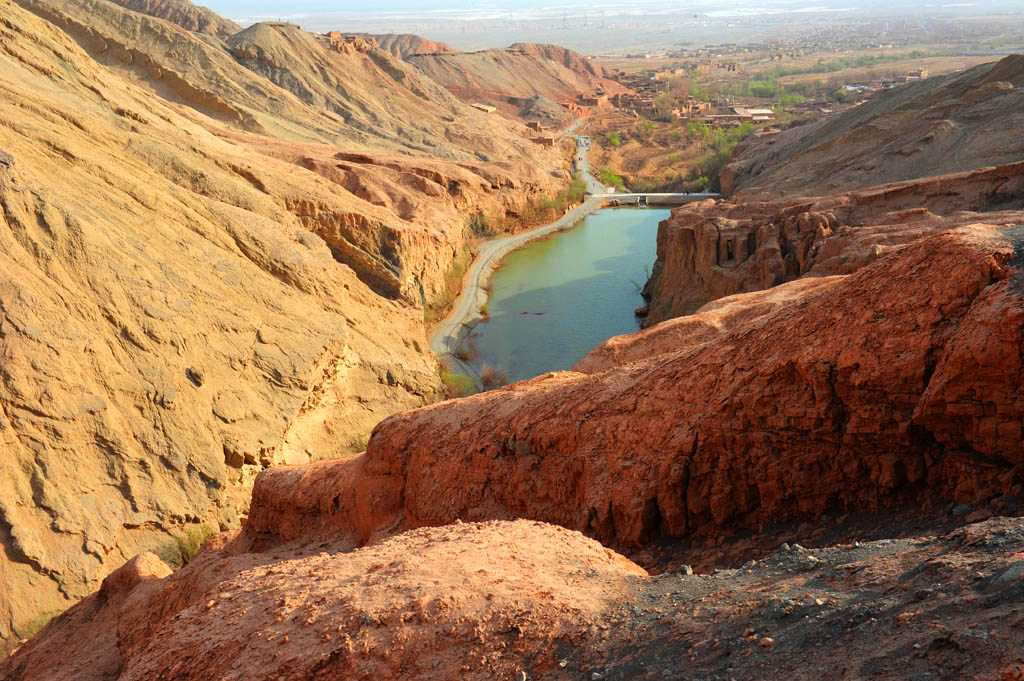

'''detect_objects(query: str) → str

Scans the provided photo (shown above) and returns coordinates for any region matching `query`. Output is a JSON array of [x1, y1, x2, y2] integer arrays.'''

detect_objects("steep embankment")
[[14, 0, 568, 305], [641, 160, 1024, 323], [0, 0, 572, 643], [407, 44, 628, 122], [721, 55, 1024, 195]]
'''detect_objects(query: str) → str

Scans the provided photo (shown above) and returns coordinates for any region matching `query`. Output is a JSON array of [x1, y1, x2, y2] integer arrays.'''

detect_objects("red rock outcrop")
[[241, 224, 1024, 556], [8, 505, 1024, 680], [508, 43, 616, 79], [643, 160, 1024, 324], [0, 521, 644, 681], [355, 33, 458, 59]]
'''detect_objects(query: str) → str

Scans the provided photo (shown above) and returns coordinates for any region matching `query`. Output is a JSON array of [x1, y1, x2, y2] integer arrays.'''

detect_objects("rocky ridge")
[[641, 160, 1024, 324], [407, 45, 628, 122], [352, 33, 458, 59], [721, 54, 1024, 196], [105, 0, 241, 38]]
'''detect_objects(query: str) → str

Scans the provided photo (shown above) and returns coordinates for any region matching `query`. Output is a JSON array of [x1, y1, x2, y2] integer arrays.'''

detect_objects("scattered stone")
[[760, 637, 774, 648], [591, 673, 604, 681], [966, 509, 993, 524], [952, 504, 973, 517], [800, 556, 823, 571], [679, 565, 694, 576], [986, 560, 1024, 593]]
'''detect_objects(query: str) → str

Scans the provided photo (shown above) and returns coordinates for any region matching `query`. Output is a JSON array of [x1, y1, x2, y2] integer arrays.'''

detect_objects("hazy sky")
[[199, 0, 1024, 52]]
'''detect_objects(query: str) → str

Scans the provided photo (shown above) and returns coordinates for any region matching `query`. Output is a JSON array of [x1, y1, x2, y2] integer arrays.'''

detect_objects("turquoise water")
[[467, 207, 669, 383]]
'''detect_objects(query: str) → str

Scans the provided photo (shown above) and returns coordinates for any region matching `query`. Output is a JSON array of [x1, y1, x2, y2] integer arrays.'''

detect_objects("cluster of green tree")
[[631, 122, 757, 194], [599, 167, 626, 191], [757, 50, 947, 80]]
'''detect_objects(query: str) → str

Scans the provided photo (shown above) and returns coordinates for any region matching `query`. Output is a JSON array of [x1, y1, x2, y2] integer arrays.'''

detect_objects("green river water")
[[466, 207, 670, 383]]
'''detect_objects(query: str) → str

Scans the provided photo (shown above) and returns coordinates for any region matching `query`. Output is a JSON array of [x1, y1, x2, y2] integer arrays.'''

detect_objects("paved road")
[[429, 131, 604, 387]]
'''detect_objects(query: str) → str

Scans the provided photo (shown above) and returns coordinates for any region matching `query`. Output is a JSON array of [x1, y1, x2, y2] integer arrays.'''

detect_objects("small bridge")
[[602, 192, 723, 206]]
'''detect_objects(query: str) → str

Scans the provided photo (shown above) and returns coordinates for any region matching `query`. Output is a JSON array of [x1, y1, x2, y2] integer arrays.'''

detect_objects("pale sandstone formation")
[[105, 0, 241, 38], [508, 43, 617, 79], [0, 521, 645, 681], [643, 161, 1024, 324], [242, 224, 1023, 556], [0, 0, 573, 642], [720, 54, 1024, 196], [352, 33, 458, 60]]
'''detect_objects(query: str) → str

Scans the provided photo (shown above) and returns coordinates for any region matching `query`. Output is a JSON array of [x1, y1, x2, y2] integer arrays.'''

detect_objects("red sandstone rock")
[[643, 161, 1024, 324], [1, 521, 645, 681]]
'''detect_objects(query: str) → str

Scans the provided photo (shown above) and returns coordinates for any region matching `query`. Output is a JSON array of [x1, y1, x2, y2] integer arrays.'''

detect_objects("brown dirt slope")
[[353, 33, 458, 59], [6, 489, 1024, 680], [722, 54, 1024, 196], [407, 45, 628, 121], [509, 42, 615, 79], [105, 0, 241, 38]]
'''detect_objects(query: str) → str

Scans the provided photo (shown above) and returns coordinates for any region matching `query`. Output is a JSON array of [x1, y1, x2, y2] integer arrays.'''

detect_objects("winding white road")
[[429, 130, 605, 387]]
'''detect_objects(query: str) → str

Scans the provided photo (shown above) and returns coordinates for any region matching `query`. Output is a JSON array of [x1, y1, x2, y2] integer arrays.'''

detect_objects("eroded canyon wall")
[[642, 161, 1024, 325]]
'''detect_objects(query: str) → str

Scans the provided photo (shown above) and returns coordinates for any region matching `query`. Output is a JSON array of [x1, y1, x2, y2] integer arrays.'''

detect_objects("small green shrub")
[[440, 371, 477, 398], [349, 432, 370, 453], [599, 167, 626, 191], [13, 610, 60, 644], [606, 131, 621, 147], [173, 525, 215, 566]]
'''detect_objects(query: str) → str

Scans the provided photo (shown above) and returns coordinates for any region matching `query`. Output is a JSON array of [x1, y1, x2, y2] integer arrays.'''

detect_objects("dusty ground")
[[596, 513, 1024, 681]]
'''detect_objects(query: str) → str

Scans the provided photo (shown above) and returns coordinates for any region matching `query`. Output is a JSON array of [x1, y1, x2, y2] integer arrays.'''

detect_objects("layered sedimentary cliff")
[[642, 160, 1024, 324]]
